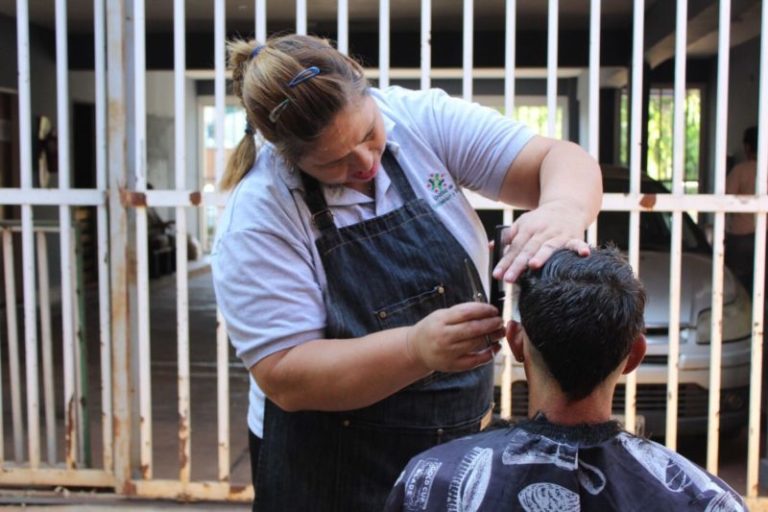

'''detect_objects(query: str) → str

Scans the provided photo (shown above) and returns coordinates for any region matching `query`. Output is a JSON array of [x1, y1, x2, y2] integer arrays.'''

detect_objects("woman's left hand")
[[492, 201, 591, 283]]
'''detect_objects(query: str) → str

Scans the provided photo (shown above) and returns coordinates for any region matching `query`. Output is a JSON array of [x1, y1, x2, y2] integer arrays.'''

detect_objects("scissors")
[[463, 258, 499, 349]]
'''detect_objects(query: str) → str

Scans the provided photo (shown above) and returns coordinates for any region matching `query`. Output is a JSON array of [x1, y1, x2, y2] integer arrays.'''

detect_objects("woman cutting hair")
[[211, 33, 601, 511]]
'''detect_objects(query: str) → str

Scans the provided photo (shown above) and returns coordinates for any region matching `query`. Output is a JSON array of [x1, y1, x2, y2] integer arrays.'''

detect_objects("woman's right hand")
[[405, 302, 505, 373]]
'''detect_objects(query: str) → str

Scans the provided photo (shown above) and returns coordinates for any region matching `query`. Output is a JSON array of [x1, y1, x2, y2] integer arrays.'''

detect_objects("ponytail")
[[220, 131, 256, 191]]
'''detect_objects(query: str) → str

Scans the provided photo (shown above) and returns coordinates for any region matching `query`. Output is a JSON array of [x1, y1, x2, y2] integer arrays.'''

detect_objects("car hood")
[[639, 251, 741, 331]]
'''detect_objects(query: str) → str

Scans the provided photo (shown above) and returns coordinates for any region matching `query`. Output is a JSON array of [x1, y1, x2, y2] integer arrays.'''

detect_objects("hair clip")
[[288, 66, 321, 88], [269, 99, 291, 123], [244, 123, 254, 135], [249, 45, 265, 61]]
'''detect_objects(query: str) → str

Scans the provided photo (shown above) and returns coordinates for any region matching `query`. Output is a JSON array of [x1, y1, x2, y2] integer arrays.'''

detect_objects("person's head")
[[223, 34, 385, 190], [743, 126, 757, 159], [508, 247, 647, 402]]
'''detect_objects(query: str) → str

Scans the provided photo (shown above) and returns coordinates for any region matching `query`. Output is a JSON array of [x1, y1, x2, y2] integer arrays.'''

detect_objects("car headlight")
[[696, 284, 752, 344]]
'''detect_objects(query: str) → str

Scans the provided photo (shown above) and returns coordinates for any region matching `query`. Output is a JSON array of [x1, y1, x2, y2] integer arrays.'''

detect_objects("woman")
[[212, 34, 601, 511]]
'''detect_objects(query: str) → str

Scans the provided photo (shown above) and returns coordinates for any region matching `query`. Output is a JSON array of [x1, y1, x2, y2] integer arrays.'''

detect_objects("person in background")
[[211, 33, 602, 511], [726, 126, 759, 293], [385, 247, 746, 512]]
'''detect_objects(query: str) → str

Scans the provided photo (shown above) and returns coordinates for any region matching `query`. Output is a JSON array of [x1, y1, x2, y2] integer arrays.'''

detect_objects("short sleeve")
[[212, 227, 326, 368]]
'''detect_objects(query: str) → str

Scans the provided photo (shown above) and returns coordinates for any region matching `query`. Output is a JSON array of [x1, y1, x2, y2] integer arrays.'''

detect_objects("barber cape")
[[384, 414, 746, 512]]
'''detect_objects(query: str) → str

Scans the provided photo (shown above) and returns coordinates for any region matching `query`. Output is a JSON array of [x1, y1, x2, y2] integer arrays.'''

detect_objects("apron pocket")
[[373, 283, 447, 330]]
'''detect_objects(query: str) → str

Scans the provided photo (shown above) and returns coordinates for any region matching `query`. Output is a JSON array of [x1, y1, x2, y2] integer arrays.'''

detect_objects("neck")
[[526, 371, 615, 426], [347, 180, 375, 198]]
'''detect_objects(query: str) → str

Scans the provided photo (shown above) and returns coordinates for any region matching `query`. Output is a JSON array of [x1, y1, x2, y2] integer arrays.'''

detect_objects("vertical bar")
[[94, 0, 113, 472], [624, 0, 645, 435], [107, 0, 132, 490], [747, 0, 768, 496], [2, 229, 23, 461], [0, 303, 3, 465], [665, 0, 688, 451], [215, 0, 226, 187], [588, 0, 601, 159], [379, 0, 390, 89], [500, 208, 514, 419], [504, 0, 516, 118], [214, 0, 230, 483], [296, 0, 307, 35], [462, 0, 473, 101], [133, 0, 153, 479], [56, 0, 77, 470], [17, 0, 40, 469], [546, 0, 558, 137], [586, 0, 601, 248], [337, 0, 348, 55], [707, 0, 731, 475], [36, 232, 56, 464], [216, 311, 230, 481], [72, 237, 89, 465], [255, 0, 266, 43], [174, 0, 191, 484], [420, 0, 431, 90]]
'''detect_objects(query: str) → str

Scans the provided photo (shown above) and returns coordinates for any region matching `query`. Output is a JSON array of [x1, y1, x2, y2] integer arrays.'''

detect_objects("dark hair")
[[222, 34, 370, 190], [517, 247, 646, 401], [743, 126, 757, 155]]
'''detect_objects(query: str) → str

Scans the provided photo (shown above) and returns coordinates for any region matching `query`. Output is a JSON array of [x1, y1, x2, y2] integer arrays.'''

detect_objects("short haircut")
[[517, 247, 646, 401], [743, 126, 757, 154]]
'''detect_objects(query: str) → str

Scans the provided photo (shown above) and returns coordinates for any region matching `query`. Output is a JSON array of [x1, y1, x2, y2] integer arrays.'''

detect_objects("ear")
[[622, 335, 647, 375], [506, 320, 525, 363]]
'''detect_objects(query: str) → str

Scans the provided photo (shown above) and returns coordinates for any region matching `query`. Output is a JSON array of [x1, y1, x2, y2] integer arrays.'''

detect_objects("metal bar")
[[296, 0, 307, 35], [500, 208, 514, 419], [588, 0, 600, 158], [17, 0, 40, 469], [94, 0, 113, 473], [2, 229, 24, 461], [36, 232, 56, 464], [707, 0, 731, 475], [56, 0, 77, 470], [216, 310, 230, 481], [106, 0, 132, 492], [504, 0, 516, 118], [420, 0, 430, 90], [215, 0, 226, 187], [130, 480, 253, 501], [337, 0, 348, 55], [175, 0, 191, 484], [134, 0, 153, 480], [0, 189, 105, 206], [664, 0, 688, 451], [255, 0, 266, 43], [546, 0, 558, 137], [462, 0, 473, 101], [624, 0, 645, 435], [0, 300, 3, 465], [0, 468, 115, 487], [747, 0, 768, 496], [379, 0, 390, 88]]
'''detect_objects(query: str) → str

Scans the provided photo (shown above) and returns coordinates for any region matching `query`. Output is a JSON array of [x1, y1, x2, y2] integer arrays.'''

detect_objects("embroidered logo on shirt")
[[426, 172, 459, 208]]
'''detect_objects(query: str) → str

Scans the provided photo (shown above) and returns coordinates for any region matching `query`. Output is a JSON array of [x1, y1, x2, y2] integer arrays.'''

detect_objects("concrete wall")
[[727, 37, 760, 164]]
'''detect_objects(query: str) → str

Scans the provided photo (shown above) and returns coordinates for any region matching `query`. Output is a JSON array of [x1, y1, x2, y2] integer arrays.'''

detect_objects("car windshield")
[[598, 177, 710, 254]]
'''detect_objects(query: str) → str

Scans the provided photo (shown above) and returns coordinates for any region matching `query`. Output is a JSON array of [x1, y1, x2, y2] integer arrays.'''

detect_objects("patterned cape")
[[384, 416, 747, 512]]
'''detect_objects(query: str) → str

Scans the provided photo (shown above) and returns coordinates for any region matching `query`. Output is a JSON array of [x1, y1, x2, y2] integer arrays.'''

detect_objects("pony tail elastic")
[[220, 131, 257, 191]]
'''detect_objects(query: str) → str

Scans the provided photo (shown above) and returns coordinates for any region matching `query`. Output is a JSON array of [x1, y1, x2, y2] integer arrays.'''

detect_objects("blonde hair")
[[221, 34, 369, 190]]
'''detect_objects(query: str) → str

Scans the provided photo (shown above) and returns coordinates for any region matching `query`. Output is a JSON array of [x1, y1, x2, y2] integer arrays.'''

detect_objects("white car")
[[493, 167, 752, 437]]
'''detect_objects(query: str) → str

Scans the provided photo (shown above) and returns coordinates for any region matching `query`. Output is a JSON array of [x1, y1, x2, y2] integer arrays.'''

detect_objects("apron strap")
[[300, 171, 337, 232], [381, 147, 418, 203]]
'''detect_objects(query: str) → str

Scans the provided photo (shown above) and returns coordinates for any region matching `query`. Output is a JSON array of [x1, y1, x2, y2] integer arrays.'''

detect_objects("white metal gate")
[[0, 0, 767, 506]]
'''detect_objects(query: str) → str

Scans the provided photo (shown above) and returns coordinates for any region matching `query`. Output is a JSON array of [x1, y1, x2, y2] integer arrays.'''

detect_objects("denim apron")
[[254, 148, 494, 512]]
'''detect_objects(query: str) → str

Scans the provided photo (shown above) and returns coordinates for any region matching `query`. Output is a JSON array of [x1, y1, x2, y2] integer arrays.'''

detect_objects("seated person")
[[384, 247, 746, 512]]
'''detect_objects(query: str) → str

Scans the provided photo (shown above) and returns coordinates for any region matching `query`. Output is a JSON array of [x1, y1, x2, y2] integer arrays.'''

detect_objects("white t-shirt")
[[211, 86, 535, 436]]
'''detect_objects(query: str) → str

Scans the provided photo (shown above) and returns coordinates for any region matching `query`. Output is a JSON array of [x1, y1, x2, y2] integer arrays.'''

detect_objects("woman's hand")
[[492, 202, 591, 283], [405, 302, 504, 373]]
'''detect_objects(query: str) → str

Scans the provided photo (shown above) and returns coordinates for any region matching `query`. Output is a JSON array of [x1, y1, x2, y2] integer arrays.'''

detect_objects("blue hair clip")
[[288, 66, 321, 88], [249, 45, 265, 61], [244, 123, 254, 135]]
